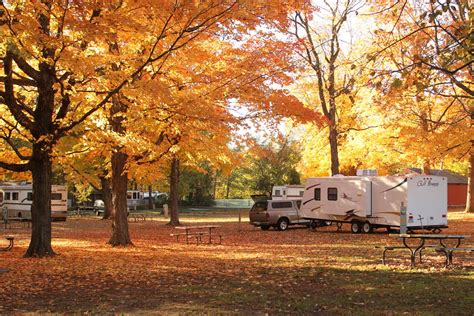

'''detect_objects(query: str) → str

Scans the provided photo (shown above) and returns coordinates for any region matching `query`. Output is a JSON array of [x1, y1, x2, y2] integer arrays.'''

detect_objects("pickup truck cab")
[[249, 199, 309, 231]]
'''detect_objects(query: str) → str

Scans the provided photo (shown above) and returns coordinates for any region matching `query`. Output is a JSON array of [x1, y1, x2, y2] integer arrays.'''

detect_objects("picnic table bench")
[[379, 234, 471, 267], [376, 244, 439, 265], [435, 247, 474, 267]]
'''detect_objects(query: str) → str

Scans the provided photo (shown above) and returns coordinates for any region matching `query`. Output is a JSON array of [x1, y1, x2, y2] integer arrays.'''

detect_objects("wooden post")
[[2, 206, 8, 229], [238, 210, 241, 232]]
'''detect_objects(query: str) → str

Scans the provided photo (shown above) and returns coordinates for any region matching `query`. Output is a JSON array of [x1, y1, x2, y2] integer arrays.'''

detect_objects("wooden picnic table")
[[388, 234, 470, 267], [173, 225, 221, 245]]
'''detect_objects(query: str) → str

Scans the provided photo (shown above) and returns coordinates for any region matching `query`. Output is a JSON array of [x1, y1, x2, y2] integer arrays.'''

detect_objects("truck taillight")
[[408, 216, 414, 219], [442, 214, 446, 218]]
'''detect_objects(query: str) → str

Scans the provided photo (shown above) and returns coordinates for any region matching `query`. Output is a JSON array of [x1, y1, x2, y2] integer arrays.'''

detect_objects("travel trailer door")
[[406, 176, 447, 228]]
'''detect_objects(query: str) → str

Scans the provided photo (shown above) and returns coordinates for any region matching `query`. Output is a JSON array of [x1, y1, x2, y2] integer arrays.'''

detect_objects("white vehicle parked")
[[0, 183, 68, 221], [271, 185, 304, 200], [300, 175, 448, 233]]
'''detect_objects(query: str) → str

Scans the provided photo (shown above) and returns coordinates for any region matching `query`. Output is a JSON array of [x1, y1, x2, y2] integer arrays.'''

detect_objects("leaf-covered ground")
[[1, 211, 473, 314]]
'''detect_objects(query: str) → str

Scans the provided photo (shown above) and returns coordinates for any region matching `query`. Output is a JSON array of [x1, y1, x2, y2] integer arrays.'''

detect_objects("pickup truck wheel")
[[362, 222, 373, 233], [260, 225, 270, 231], [277, 218, 289, 231], [350, 221, 361, 234]]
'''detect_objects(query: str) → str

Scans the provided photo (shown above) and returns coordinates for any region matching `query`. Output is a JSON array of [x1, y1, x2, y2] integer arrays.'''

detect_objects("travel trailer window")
[[272, 201, 293, 209], [12, 192, 19, 200], [296, 200, 302, 209], [0, 192, 3, 203], [51, 193, 62, 200], [129, 192, 141, 200], [5, 192, 10, 200], [299, 191, 304, 197], [27, 192, 33, 201], [327, 188, 338, 201], [274, 190, 281, 196], [314, 188, 321, 201]]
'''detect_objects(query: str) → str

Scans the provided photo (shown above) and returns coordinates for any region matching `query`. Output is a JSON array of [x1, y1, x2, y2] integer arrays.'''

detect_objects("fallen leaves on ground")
[[0, 211, 473, 314]]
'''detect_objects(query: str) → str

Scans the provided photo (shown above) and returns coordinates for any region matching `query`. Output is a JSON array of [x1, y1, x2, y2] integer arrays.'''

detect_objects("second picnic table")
[[172, 225, 221, 245], [387, 234, 470, 267]]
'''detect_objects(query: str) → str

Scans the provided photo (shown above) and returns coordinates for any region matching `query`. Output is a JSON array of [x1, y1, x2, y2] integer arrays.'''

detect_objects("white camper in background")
[[272, 185, 305, 200], [300, 176, 448, 233], [126, 190, 144, 208], [0, 183, 68, 221]]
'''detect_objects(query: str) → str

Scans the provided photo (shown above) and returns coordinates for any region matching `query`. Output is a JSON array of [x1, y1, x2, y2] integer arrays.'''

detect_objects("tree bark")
[[466, 139, 474, 213], [226, 177, 231, 199], [328, 124, 340, 176], [108, 95, 132, 246], [108, 150, 132, 246], [100, 176, 113, 219], [148, 185, 153, 210], [25, 146, 55, 257], [23, 40, 57, 257], [422, 160, 431, 175], [168, 157, 180, 226]]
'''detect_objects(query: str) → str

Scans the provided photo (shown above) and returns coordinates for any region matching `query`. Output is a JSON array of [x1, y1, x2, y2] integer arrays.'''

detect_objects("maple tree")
[[368, 0, 472, 211], [1, 0, 272, 255], [289, 0, 366, 176], [40, 0, 320, 243]]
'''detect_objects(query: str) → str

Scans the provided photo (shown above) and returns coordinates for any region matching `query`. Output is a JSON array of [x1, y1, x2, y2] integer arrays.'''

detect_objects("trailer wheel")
[[350, 221, 361, 234], [277, 218, 289, 231], [362, 222, 373, 234]]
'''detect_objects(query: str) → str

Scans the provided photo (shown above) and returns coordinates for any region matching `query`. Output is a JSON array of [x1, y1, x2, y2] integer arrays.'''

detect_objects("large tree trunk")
[[168, 157, 180, 226], [100, 176, 114, 219], [24, 43, 56, 257], [328, 124, 340, 176], [225, 177, 231, 199], [108, 151, 132, 246], [148, 185, 153, 210], [422, 160, 431, 175], [108, 94, 132, 246], [25, 146, 55, 257], [466, 144, 474, 213]]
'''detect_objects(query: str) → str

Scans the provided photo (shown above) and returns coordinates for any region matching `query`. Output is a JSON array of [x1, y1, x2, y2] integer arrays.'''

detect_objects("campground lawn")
[[1, 211, 473, 314]]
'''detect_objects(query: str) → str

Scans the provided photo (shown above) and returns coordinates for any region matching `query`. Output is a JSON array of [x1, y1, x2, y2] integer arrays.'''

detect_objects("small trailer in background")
[[271, 185, 304, 200], [300, 175, 448, 233], [0, 183, 68, 221]]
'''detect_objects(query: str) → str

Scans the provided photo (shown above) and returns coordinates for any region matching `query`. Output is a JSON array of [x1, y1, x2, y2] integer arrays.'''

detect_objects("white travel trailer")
[[272, 185, 305, 200], [0, 183, 68, 221], [126, 190, 144, 208], [300, 176, 448, 233]]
